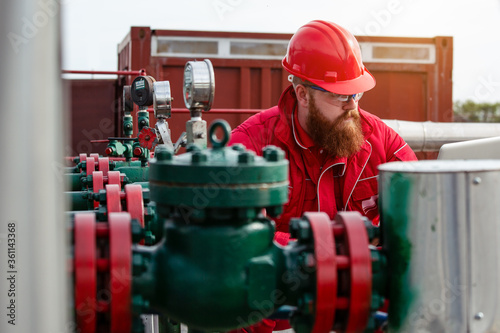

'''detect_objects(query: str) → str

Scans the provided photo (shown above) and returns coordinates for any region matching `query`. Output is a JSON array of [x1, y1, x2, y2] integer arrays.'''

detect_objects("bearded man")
[[228, 20, 417, 249]]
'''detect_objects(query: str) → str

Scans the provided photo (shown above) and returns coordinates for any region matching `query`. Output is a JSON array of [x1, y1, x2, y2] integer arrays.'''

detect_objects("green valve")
[[149, 120, 289, 222]]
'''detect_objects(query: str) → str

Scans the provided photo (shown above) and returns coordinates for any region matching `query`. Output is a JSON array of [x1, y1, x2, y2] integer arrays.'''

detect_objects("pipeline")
[[383, 119, 500, 152]]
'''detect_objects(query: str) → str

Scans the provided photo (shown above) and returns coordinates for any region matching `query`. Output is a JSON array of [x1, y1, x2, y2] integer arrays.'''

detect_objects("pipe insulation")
[[383, 120, 500, 152]]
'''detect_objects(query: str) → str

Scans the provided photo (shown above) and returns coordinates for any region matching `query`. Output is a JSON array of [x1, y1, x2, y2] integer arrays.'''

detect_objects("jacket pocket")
[[351, 176, 379, 216]]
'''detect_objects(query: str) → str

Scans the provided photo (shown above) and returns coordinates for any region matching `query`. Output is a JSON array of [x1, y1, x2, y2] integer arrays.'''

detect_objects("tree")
[[454, 100, 500, 122]]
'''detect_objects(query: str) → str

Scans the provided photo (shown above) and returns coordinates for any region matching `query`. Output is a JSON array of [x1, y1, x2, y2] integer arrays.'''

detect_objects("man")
[[229, 20, 417, 246]]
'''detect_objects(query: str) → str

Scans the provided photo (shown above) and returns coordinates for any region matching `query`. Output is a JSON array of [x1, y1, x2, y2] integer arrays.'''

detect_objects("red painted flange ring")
[[107, 171, 121, 189], [86, 157, 95, 182], [74, 213, 97, 333], [98, 157, 110, 177], [108, 212, 133, 332], [89, 153, 99, 162], [125, 184, 144, 227], [92, 171, 104, 209], [106, 184, 122, 213], [304, 212, 337, 333], [335, 212, 372, 332]]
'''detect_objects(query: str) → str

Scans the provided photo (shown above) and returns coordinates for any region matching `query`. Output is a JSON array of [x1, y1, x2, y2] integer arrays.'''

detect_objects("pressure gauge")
[[131, 76, 156, 107], [153, 81, 172, 119], [183, 59, 215, 111]]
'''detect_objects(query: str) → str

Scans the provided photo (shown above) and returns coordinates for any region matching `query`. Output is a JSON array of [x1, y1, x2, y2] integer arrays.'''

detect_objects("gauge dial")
[[182, 59, 215, 111]]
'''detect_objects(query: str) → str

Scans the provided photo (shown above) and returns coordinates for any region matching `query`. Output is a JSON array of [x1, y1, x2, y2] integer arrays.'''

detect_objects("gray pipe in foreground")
[[383, 120, 500, 152], [0, 1, 69, 333]]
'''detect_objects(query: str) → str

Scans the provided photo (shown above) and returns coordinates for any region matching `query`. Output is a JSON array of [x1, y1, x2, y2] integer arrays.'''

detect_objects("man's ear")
[[295, 85, 310, 109]]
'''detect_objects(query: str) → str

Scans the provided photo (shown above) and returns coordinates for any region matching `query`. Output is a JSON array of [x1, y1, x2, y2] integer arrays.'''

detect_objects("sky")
[[61, 0, 500, 103]]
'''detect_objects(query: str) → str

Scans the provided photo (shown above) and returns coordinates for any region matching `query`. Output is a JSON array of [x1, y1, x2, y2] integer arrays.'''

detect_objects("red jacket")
[[229, 86, 417, 236]]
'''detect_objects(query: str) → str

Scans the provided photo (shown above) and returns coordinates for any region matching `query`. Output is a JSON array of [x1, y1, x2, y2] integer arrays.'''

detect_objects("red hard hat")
[[282, 20, 376, 95]]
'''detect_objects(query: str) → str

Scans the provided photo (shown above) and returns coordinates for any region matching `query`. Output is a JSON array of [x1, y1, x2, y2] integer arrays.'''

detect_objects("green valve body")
[[133, 120, 293, 330]]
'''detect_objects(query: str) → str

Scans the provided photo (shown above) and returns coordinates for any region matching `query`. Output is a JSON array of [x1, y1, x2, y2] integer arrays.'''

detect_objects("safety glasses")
[[305, 85, 364, 102]]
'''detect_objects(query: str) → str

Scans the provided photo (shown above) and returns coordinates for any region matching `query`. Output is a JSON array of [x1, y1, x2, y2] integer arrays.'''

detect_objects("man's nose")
[[343, 97, 357, 111]]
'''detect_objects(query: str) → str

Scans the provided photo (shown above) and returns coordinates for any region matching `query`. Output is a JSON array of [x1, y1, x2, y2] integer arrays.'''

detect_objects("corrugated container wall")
[[67, 26, 453, 155]]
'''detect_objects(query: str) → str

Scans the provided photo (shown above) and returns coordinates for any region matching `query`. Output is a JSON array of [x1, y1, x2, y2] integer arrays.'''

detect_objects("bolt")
[[191, 151, 207, 163], [195, 132, 205, 139], [155, 146, 173, 161], [475, 312, 484, 320], [263, 146, 284, 162], [98, 189, 107, 203], [132, 253, 147, 275], [289, 218, 311, 241], [231, 144, 246, 152], [238, 151, 255, 164], [473, 177, 481, 185]]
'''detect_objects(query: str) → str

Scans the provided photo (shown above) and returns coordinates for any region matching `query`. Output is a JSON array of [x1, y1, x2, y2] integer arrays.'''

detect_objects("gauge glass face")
[[183, 65, 194, 108]]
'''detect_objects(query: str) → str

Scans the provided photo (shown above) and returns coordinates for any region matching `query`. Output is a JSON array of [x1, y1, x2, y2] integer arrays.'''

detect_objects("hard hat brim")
[[313, 67, 376, 95]]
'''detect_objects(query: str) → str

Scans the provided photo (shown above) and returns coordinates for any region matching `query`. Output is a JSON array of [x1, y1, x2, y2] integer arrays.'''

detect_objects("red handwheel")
[[74, 213, 97, 333], [108, 212, 132, 332]]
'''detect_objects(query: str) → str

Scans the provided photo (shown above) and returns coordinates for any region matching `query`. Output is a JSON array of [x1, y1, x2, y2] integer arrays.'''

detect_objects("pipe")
[[383, 120, 500, 152], [62, 69, 146, 76], [0, 1, 68, 332]]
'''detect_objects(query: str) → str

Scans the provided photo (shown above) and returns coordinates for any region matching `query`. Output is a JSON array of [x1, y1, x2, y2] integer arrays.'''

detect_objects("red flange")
[[92, 171, 104, 209], [106, 184, 122, 213], [86, 157, 95, 180], [305, 212, 337, 333], [89, 153, 99, 162], [108, 212, 132, 332], [125, 184, 144, 228], [98, 157, 110, 177], [74, 213, 97, 333], [334, 212, 372, 332], [107, 171, 121, 189]]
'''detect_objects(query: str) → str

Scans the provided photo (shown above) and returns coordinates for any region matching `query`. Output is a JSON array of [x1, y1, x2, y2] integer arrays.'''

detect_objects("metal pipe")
[[0, 1, 68, 332], [383, 120, 500, 152], [62, 69, 146, 76]]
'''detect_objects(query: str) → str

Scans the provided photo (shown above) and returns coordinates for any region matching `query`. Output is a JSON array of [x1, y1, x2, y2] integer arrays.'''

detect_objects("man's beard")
[[305, 95, 365, 157]]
